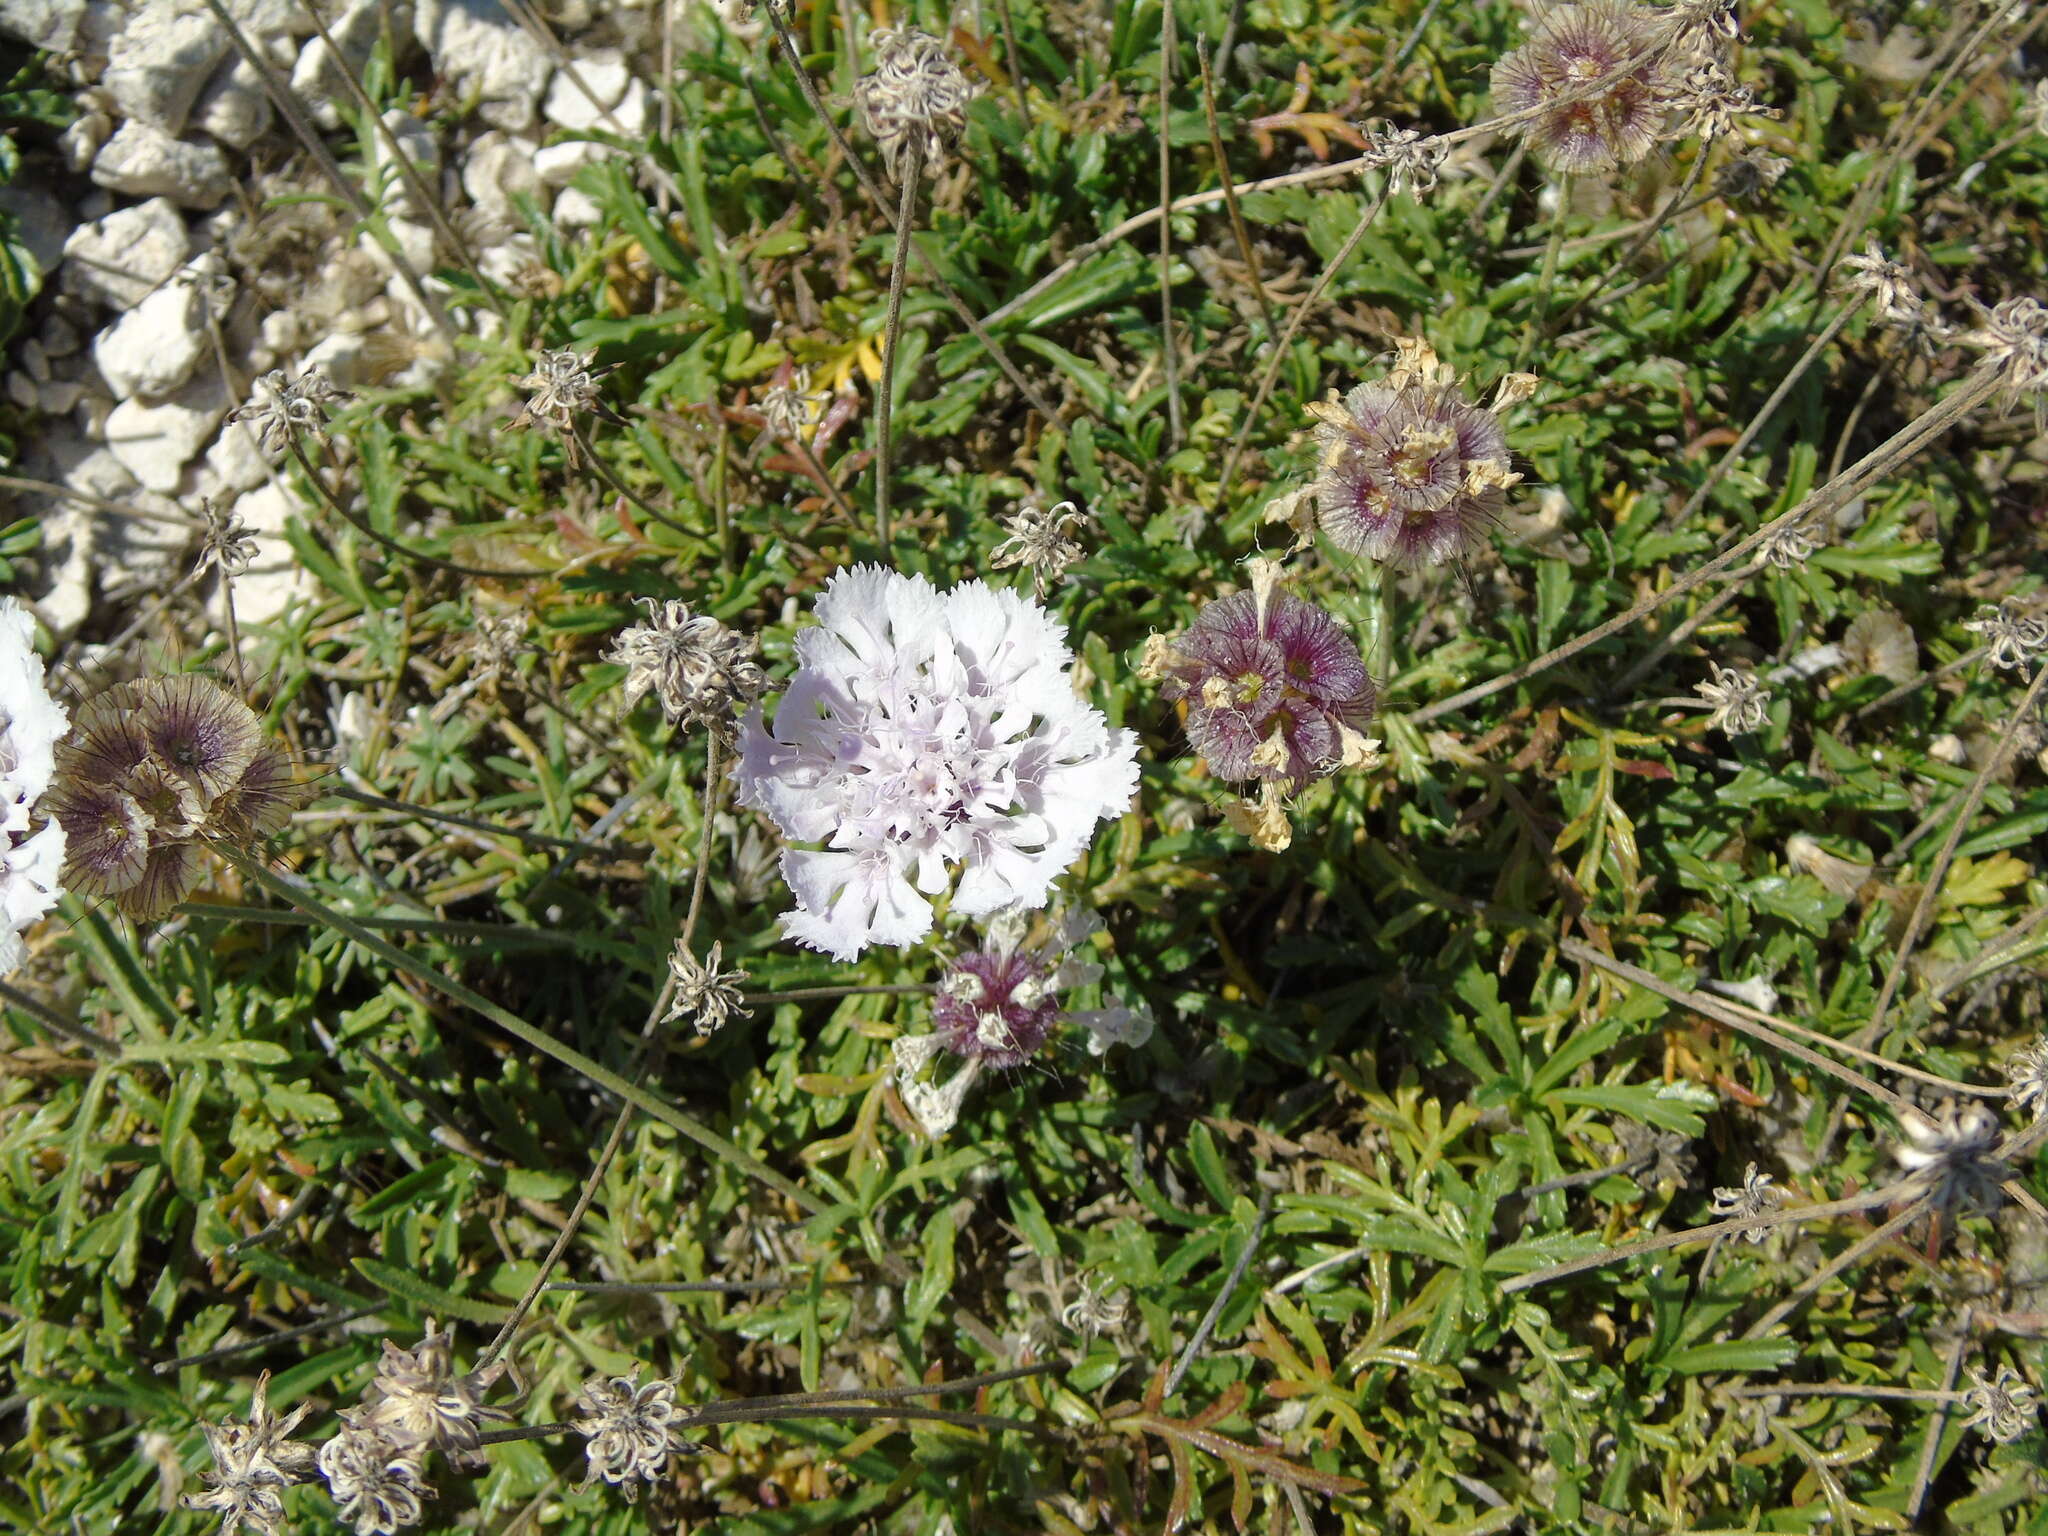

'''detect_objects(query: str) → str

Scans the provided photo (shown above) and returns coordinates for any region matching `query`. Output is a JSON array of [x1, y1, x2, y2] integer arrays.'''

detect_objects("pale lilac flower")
[[1, 598, 67, 981], [734, 567, 1139, 961]]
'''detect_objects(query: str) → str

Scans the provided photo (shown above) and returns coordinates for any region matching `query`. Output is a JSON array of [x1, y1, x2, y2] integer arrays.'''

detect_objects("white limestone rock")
[[217, 480, 311, 628], [104, 374, 230, 492], [417, 0, 551, 131], [205, 414, 274, 495], [90, 120, 234, 208], [292, 0, 413, 130], [550, 186, 603, 228], [0, 0, 87, 50], [533, 138, 609, 185], [103, 3, 229, 134], [90, 253, 230, 400], [376, 108, 440, 218], [542, 50, 649, 137], [60, 197, 190, 310], [192, 54, 274, 149], [461, 130, 542, 221]]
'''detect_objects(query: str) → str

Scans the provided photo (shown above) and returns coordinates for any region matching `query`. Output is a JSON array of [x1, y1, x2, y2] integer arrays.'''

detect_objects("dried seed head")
[[756, 369, 827, 442], [1154, 588, 1376, 790], [1309, 340, 1519, 568], [1786, 832, 1874, 898], [1358, 120, 1447, 196], [1961, 1364, 2039, 1444], [1060, 1279, 1129, 1341], [1489, 3, 1671, 175], [231, 368, 350, 458], [990, 499, 1091, 598], [510, 347, 619, 441], [1754, 516, 1820, 569], [606, 598, 766, 730], [1663, 57, 1774, 141], [1962, 598, 2048, 673], [2006, 1038, 2048, 1122], [197, 498, 259, 579], [315, 1417, 433, 1536], [664, 938, 751, 1036], [357, 1321, 510, 1459], [1709, 1161, 1783, 1243], [572, 1374, 700, 1500], [1964, 295, 2048, 396], [1694, 662, 1769, 736], [1839, 240, 1936, 332], [1894, 1101, 2007, 1216], [183, 1373, 316, 1536], [1839, 608, 1917, 683], [853, 27, 976, 180]]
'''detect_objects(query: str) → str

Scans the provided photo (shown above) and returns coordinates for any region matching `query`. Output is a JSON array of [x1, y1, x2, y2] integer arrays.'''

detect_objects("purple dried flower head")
[[48, 677, 309, 920], [893, 906, 1152, 1135], [1309, 340, 1525, 568], [1152, 585, 1376, 791], [733, 566, 1140, 961], [1489, 2, 1671, 176]]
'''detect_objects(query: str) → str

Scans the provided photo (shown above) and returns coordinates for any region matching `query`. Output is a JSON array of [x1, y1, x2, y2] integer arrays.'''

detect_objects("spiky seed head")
[[853, 27, 977, 180], [1489, 3, 1671, 176]]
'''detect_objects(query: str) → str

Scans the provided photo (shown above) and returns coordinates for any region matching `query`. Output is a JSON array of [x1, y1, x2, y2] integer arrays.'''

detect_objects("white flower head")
[[1709, 1161, 1783, 1243], [2, 599, 67, 981], [1694, 662, 1770, 736], [733, 567, 1140, 961]]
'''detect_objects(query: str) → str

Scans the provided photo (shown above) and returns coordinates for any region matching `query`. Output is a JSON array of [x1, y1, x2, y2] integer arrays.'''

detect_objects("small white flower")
[[1839, 240, 1920, 326], [1894, 1101, 2006, 1215], [1964, 295, 2048, 396], [733, 567, 1139, 961], [607, 598, 766, 728], [1358, 120, 1447, 196], [2006, 1039, 2048, 1122], [1, 598, 67, 982], [230, 368, 349, 457], [1694, 662, 1770, 736], [357, 1322, 509, 1459]]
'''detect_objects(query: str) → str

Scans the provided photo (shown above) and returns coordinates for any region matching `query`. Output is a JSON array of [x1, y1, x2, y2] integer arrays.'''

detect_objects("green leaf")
[[352, 1258, 512, 1325]]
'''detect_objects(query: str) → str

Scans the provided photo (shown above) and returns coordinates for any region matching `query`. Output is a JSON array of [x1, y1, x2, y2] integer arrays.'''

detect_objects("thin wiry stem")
[[152, 1304, 386, 1373], [1907, 1330, 1970, 1521], [1216, 183, 1392, 503], [1163, 1187, 1272, 1397], [0, 979, 119, 1057], [1559, 940, 1917, 1117], [286, 440, 548, 581], [223, 848, 826, 1217], [1725, 1383, 1963, 1403], [1741, 1198, 1927, 1340], [1854, 645, 1987, 720], [1407, 366, 2003, 726], [1513, 180, 1572, 373], [1197, 39, 1278, 339], [290, 0, 505, 318], [1862, 658, 2048, 1044], [1499, 1185, 1905, 1295], [875, 140, 923, 547], [1553, 150, 1711, 333], [1157, 0, 1182, 449], [993, 0, 1030, 120], [198, 0, 457, 344], [572, 424, 703, 544], [480, 739, 724, 1370], [746, 983, 935, 1004], [1610, 573, 1752, 697], [1701, 991, 2007, 1100], [1655, 302, 1862, 532], [763, 4, 1060, 422], [328, 782, 635, 859], [544, 1279, 795, 1294]]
